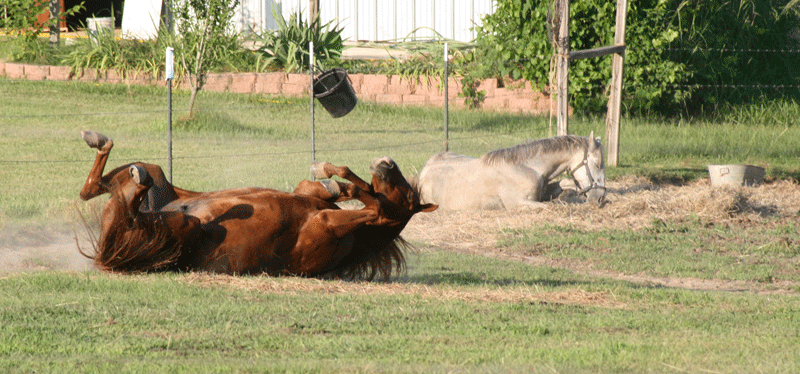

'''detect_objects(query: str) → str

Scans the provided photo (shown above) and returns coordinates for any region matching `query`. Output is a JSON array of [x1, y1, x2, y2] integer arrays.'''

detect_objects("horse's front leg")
[[293, 179, 361, 203], [309, 162, 385, 211], [310, 162, 373, 193], [79, 131, 115, 201], [291, 208, 380, 275]]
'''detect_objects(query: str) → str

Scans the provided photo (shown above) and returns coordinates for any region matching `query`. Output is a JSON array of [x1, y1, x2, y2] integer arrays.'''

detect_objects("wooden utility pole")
[[555, 0, 570, 136], [604, 0, 628, 167]]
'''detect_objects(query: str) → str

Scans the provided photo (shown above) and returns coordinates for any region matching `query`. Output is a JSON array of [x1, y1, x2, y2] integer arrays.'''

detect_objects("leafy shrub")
[[664, 0, 800, 111], [473, 0, 800, 116], [0, 0, 83, 62], [61, 30, 166, 77], [252, 9, 345, 73]]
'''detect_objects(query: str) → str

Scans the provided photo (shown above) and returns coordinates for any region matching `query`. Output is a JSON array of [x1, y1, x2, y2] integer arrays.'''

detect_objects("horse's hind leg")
[[79, 131, 115, 200]]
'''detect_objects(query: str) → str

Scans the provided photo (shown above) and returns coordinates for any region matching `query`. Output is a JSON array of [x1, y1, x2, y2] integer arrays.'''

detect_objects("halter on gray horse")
[[417, 133, 606, 210]]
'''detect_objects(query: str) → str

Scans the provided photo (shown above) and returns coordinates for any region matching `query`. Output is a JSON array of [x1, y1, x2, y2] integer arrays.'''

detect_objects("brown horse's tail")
[[80, 189, 183, 273], [326, 227, 410, 281]]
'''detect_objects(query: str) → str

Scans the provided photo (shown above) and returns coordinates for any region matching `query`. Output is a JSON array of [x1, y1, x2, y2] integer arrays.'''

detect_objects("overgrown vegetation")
[[0, 0, 84, 63], [473, 0, 800, 115], [60, 30, 167, 78]]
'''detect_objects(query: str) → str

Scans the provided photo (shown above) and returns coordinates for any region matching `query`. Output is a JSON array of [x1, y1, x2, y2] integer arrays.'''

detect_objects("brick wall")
[[0, 61, 555, 115]]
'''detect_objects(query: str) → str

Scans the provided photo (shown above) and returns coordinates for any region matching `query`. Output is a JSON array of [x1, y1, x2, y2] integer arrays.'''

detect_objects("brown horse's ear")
[[419, 203, 438, 212]]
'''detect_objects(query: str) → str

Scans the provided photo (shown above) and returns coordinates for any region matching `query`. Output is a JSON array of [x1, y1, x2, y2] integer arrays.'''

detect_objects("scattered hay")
[[180, 272, 626, 309], [402, 178, 800, 248]]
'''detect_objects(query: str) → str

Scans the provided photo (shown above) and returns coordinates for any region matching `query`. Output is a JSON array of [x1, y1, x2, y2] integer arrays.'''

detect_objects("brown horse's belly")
[[185, 192, 341, 275]]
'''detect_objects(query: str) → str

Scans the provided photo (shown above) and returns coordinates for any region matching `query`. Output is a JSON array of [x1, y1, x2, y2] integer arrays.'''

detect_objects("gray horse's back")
[[418, 152, 543, 210], [418, 152, 476, 208]]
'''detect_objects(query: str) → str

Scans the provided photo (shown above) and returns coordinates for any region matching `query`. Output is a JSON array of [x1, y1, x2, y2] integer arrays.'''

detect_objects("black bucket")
[[313, 68, 357, 118]]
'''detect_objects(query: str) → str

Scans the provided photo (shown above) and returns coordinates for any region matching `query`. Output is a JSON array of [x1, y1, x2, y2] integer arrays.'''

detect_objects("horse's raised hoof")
[[370, 156, 396, 180], [129, 165, 152, 186], [320, 180, 341, 199], [81, 131, 113, 152], [310, 161, 332, 180]]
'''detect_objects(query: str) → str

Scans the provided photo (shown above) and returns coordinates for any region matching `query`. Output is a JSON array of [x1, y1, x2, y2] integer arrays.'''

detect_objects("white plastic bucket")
[[87, 17, 114, 42], [708, 164, 765, 187]]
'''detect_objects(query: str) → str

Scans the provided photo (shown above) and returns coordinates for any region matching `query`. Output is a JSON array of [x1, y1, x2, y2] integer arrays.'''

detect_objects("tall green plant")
[[174, 0, 241, 115], [473, 0, 691, 114], [0, 0, 83, 40], [253, 8, 345, 72], [61, 29, 167, 78]]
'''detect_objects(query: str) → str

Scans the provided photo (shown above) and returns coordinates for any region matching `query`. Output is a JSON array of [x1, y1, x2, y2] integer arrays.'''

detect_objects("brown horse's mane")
[[80, 187, 183, 273], [326, 232, 410, 281], [405, 174, 421, 195], [481, 135, 588, 166]]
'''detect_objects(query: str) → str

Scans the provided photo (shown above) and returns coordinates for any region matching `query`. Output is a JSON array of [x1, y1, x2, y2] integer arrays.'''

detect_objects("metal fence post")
[[444, 42, 449, 152], [309, 41, 316, 179], [165, 47, 174, 182]]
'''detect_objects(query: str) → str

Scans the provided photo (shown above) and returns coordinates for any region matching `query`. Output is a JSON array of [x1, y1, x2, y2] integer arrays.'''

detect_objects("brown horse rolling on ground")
[[78, 131, 437, 280]]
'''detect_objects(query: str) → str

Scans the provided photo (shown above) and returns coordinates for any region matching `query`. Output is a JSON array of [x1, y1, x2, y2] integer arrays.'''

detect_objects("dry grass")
[[397, 177, 800, 295], [179, 272, 626, 309], [401, 177, 800, 249]]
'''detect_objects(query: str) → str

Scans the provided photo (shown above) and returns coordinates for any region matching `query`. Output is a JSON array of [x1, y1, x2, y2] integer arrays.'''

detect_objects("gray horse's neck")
[[482, 135, 587, 181]]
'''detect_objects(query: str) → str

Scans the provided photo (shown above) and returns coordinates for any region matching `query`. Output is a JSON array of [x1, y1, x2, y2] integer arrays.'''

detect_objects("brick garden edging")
[[0, 61, 554, 115]]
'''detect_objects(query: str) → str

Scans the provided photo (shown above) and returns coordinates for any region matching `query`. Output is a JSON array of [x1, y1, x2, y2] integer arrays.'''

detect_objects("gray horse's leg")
[[498, 166, 548, 210]]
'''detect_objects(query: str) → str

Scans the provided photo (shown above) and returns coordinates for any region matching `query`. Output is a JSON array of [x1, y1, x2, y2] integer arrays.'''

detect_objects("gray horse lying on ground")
[[416, 133, 606, 210]]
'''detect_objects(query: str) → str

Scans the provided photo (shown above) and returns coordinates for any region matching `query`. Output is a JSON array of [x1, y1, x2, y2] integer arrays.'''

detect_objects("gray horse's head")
[[573, 132, 606, 205]]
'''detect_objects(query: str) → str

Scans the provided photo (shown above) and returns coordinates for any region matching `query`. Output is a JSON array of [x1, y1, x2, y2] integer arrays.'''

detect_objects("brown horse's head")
[[369, 156, 437, 225], [328, 157, 437, 281]]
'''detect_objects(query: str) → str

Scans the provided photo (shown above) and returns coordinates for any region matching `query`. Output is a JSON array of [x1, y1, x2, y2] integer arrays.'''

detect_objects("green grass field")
[[3, 253, 800, 374], [2, 78, 800, 373]]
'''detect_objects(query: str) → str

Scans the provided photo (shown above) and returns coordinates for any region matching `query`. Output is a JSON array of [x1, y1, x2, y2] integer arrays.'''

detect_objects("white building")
[[121, 0, 496, 42]]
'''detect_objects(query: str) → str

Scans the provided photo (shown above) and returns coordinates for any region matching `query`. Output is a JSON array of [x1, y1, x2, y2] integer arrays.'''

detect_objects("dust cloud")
[[0, 222, 94, 274]]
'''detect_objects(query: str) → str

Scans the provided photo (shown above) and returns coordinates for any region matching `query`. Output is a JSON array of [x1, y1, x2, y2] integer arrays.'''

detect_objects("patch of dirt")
[[0, 222, 94, 274], [401, 177, 800, 295]]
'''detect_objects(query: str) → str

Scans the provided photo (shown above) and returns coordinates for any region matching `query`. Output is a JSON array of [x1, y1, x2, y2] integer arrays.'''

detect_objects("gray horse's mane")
[[481, 135, 589, 166]]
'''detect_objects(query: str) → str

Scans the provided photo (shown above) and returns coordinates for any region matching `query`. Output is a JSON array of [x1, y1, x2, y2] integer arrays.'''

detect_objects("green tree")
[[173, 0, 241, 115]]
